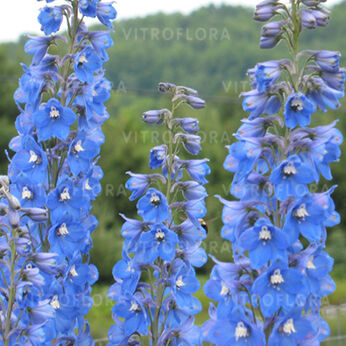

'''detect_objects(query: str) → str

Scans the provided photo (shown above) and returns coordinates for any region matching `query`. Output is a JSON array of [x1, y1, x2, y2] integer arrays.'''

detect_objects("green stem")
[[4, 227, 17, 346]]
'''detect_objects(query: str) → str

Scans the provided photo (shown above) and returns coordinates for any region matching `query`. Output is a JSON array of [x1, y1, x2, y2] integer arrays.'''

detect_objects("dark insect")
[[198, 218, 208, 234]]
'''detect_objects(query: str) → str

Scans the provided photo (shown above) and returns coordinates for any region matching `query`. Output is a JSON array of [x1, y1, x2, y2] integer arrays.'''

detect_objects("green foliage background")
[[0, 2, 345, 285]]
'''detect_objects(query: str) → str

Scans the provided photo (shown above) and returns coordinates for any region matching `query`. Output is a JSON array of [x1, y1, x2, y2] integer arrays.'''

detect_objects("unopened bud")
[[0, 176, 9, 189], [0, 203, 8, 216], [7, 194, 21, 210], [8, 210, 20, 228], [21, 208, 48, 222]]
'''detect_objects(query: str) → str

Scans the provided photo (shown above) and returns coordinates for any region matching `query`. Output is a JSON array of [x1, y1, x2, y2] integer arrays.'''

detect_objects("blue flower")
[[25, 35, 56, 65], [162, 298, 193, 328], [313, 50, 340, 73], [173, 219, 206, 249], [112, 292, 149, 337], [79, 0, 98, 17], [112, 252, 140, 295], [12, 182, 46, 208], [89, 31, 114, 61], [241, 89, 281, 119], [307, 77, 344, 112], [125, 172, 165, 201], [97, 2, 117, 28], [48, 219, 86, 258], [10, 136, 48, 184], [120, 214, 153, 252], [74, 46, 102, 84], [284, 93, 316, 129], [238, 218, 289, 269], [206, 306, 266, 345], [33, 98, 76, 141], [179, 159, 210, 184], [38, 6, 63, 35], [283, 194, 328, 244], [224, 138, 263, 180], [159, 317, 201, 345], [47, 177, 86, 222], [270, 155, 315, 201], [135, 224, 178, 263], [149, 145, 167, 169], [255, 60, 288, 92], [68, 133, 100, 177], [170, 259, 200, 309], [320, 70, 345, 91], [173, 181, 207, 201], [296, 245, 334, 297], [252, 262, 307, 317], [269, 309, 314, 345], [137, 188, 169, 223]]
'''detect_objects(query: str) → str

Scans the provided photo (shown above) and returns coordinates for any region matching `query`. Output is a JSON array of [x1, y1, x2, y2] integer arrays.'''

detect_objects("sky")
[[0, 0, 342, 42]]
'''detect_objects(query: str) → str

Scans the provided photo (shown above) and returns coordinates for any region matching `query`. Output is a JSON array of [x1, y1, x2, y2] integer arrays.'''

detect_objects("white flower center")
[[70, 264, 78, 277], [282, 318, 296, 335], [74, 140, 85, 153], [307, 255, 316, 270], [22, 186, 33, 200], [150, 193, 160, 205], [259, 225, 272, 241], [295, 204, 309, 220], [59, 188, 71, 202], [29, 150, 39, 164], [220, 282, 230, 296], [79, 53, 88, 64], [235, 322, 249, 341], [57, 223, 69, 236], [176, 276, 185, 289], [155, 228, 165, 241], [84, 179, 92, 190], [50, 295, 60, 310], [291, 98, 304, 111], [49, 106, 60, 119], [283, 161, 297, 176], [270, 269, 284, 285], [129, 301, 140, 312]]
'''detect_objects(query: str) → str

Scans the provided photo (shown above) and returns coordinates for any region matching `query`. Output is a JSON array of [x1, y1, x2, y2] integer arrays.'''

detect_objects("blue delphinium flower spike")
[[204, 1, 344, 344]]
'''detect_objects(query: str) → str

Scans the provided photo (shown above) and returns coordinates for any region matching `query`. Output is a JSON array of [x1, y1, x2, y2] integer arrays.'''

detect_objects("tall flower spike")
[[203, 1, 344, 345], [108, 84, 209, 345], [5, 0, 116, 343]]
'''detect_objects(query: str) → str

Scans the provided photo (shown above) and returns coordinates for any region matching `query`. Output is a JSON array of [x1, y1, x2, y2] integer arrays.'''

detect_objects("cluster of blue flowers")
[[1, 0, 116, 343], [203, 0, 344, 345], [0, 176, 57, 345], [108, 83, 210, 345]]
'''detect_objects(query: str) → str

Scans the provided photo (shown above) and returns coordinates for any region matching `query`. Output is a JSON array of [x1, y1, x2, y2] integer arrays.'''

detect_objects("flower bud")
[[21, 208, 48, 222], [142, 109, 170, 124], [179, 95, 206, 110], [8, 210, 20, 228], [0, 203, 8, 216], [158, 82, 176, 93], [7, 194, 21, 210], [302, 0, 326, 6], [0, 176, 9, 189], [254, 0, 279, 22]]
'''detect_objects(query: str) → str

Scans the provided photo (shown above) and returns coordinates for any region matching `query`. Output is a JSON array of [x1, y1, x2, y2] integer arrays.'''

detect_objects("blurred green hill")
[[0, 1, 346, 282]]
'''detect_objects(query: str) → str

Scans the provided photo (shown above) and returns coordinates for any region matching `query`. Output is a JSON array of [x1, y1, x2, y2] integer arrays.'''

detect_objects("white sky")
[[0, 0, 343, 42]]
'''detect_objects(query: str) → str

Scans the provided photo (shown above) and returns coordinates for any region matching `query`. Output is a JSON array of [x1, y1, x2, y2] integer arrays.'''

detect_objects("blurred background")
[[1, 0, 346, 343]]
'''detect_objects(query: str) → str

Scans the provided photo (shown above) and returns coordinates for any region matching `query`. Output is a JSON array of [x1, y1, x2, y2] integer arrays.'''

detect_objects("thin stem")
[[4, 227, 17, 346]]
